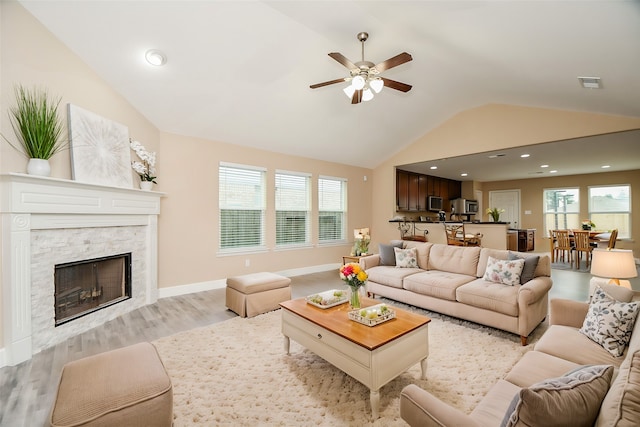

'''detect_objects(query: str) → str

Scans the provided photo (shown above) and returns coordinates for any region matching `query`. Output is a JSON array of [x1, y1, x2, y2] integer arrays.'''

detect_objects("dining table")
[[549, 229, 606, 263]]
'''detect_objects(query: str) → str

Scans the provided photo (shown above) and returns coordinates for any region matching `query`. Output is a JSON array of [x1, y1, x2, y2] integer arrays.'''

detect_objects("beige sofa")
[[400, 285, 640, 426], [360, 241, 552, 345]]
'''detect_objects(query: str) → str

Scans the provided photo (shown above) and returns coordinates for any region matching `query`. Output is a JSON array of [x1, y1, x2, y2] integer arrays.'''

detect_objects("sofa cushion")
[[394, 247, 419, 268], [535, 325, 625, 368], [428, 244, 480, 276], [365, 266, 422, 289], [478, 248, 551, 279], [580, 286, 640, 357], [501, 364, 614, 427], [470, 379, 521, 426], [403, 271, 476, 301], [508, 252, 539, 284], [456, 279, 520, 317], [597, 349, 640, 427], [403, 241, 431, 270], [483, 256, 525, 286], [379, 241, 403, 266], [505, 350, 581, 388]]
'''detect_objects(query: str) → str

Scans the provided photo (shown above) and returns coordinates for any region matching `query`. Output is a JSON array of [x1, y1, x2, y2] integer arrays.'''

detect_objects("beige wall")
[[479, 170, 640, 254], [371, 105, 640, 249], [157, 131, 372, 287]]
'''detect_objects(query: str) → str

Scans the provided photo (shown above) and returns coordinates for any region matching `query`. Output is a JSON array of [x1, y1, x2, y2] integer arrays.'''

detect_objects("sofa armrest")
[[400, 384, 481, 427], [549, 298, 589, 328], [517, 276, 552, 305], [359, 254, 381, 270]]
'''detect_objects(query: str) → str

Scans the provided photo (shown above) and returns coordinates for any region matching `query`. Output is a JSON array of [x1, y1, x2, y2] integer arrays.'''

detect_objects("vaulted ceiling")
[[17, 1, 640, 179]]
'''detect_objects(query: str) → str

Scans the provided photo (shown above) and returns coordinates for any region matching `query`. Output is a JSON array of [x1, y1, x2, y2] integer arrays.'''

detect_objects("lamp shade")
[[590, 249, 638, 283]]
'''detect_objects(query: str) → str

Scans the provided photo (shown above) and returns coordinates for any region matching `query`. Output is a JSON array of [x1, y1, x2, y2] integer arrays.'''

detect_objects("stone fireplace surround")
[[0, 174, 163, 367]]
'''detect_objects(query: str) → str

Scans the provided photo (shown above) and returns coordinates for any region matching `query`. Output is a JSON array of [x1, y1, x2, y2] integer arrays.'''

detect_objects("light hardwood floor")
[[0, 265, 634, 427]]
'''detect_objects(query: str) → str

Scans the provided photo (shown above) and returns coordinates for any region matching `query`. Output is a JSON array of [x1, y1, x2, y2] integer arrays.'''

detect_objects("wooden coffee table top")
[[280, 297, 430, 351]]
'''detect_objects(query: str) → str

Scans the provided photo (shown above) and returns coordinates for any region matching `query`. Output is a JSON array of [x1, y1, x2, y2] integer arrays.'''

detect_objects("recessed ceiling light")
[[578, 76, 602, 89], [461, 173, 468, 177], [540, 164, 549, 168], [550, 170, 558, 174], [430, 166, 437, 170], [601, 165, 611, 169], [520, 154, 530, 158], [488, 153, 506, 159], [145, 49, 167, 66]]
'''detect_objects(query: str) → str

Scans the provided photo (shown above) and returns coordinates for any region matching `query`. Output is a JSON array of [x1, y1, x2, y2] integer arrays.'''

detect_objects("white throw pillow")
[[483, 256, 525, 286], [394, 247, 418, 268], [579, 286, 640, 357]]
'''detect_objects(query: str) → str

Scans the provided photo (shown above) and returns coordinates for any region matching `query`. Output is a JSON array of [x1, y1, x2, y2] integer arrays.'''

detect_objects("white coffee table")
[[280, 297, 430, 419]]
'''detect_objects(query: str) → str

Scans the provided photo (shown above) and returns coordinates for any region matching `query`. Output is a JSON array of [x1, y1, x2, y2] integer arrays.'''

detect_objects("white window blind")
[[275, 171, 311, 247], [318, 176, 346, 242], [219, 164, 266, 252], [589, 185, 631, 239]]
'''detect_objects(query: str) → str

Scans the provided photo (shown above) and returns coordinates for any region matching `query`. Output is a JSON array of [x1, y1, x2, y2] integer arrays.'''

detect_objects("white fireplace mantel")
[[0, 173, 164, 367]]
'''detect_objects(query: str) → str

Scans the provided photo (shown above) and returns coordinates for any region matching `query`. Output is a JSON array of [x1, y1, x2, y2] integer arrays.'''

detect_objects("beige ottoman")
[[50, 342, 173, 427], [226, 272, 292, 317]]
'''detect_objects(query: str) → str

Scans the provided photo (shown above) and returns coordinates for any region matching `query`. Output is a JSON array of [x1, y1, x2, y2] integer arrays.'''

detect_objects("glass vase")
[[349, 285, 361, 309]]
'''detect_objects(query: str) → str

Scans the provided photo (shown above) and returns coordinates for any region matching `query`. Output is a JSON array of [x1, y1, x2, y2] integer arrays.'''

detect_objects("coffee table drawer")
[[282, 310, 371, 368]]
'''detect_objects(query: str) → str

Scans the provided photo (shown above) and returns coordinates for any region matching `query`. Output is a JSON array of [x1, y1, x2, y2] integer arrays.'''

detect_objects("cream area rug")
[[153, 305, 542, 427]]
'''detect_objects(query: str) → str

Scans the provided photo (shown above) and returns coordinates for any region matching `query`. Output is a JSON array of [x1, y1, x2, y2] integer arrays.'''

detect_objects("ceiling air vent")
[[578, 77, 602, 89]]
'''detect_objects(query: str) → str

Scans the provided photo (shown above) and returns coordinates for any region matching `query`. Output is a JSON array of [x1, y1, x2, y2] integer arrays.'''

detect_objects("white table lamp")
[[590, 248, 638, 288]]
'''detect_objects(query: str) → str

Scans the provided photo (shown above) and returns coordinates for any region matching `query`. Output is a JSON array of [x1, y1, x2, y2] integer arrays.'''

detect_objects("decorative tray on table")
[[348, 303, 396, 326], [305, 289, 348, 309]]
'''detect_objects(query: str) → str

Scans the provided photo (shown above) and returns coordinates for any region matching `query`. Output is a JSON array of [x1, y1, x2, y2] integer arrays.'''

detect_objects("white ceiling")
[[17, 0, 640, 179]]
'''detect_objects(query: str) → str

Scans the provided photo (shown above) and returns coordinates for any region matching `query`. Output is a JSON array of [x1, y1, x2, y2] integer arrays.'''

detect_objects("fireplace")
[[1, 173, 163, 367], [55, 253, 132, 326]]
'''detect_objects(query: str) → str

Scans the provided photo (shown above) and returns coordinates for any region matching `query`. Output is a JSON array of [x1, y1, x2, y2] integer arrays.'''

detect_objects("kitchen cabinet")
[[396, 169, 462, 213]]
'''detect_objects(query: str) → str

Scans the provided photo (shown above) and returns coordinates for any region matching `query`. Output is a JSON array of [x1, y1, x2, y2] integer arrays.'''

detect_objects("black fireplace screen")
[[54, 253, 132, 326]]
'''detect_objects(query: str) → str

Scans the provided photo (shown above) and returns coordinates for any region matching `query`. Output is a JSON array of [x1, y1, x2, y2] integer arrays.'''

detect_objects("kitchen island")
[[390, 220, 511, 249]]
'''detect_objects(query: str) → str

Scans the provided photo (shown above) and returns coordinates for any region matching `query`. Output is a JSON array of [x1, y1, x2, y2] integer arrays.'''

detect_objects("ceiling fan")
[[310, 32, 413, 104]]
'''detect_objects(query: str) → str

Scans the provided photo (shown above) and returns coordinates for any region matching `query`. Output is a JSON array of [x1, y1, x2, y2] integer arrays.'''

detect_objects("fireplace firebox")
[[54, 253, 132, 326]]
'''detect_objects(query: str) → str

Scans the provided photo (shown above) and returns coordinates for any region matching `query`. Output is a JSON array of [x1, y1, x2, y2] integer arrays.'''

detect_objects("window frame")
[[275, 170, 312, 249], [218, 162, 267, 255], [588, 184, 631, 239], [318, 175, 347, 245], [542, 187, 580, 236]]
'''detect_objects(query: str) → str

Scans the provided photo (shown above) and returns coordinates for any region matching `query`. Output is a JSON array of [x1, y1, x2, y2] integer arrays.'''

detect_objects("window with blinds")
[[219, 163, 266, 252], [276, 171, 311, 247], [589, 184, 631, 238], [318, 176, 347, 243]]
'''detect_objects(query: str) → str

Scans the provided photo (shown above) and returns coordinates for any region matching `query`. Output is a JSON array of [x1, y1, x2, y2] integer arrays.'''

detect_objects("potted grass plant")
[[2, 85, 67, 176]]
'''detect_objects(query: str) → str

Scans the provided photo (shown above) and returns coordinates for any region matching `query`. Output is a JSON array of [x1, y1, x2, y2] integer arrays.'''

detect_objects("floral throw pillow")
[[579, 286, 640, 357], [483, 256, 525, 286], [394, 247, 418, 268]]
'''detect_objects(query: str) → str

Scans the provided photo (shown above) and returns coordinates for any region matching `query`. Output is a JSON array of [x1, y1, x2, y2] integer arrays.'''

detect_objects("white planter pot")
[[27, 158, 51, 177], [139, 181, 154, 191]]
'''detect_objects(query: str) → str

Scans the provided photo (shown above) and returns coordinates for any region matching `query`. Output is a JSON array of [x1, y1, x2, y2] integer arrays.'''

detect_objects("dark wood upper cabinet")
[[396, 169, 461, 212]]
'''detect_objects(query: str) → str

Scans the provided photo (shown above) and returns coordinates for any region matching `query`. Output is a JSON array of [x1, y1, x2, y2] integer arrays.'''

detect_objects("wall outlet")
[[245, 259, 250, 267], [524, 210, 532, 215]]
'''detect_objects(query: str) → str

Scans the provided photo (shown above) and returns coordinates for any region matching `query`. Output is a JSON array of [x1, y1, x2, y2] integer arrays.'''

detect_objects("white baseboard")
[[158, 263, 339, 299]]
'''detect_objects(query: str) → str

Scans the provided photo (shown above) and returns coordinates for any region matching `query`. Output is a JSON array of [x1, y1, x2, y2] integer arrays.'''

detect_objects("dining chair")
[[444, 223, 482, 247], [573, 230, 593, 269], [608, 229, 618, 249], [553, 230, 573, 264], [549, 230, 559, 263]]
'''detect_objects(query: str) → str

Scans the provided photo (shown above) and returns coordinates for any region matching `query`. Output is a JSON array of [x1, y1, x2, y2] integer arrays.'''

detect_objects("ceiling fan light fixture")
[[352, 75, 366, 90], [370, 78, 383, 93], [343, 84, 356, 99], [362, 88, 374, 102]]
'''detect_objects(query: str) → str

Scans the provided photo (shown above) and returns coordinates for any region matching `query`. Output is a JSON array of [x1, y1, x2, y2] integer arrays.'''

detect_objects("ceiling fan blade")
[[328, 52, 358, 71], [351, 89, 363, 104], [310, 78, 347, 89], [381, 77, 412, 93], [373, 52, 413, 73]]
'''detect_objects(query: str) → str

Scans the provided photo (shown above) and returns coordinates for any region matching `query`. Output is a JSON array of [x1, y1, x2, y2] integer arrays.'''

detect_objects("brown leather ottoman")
[[50, 342, 173, 427], [226, 272, 292, 317]]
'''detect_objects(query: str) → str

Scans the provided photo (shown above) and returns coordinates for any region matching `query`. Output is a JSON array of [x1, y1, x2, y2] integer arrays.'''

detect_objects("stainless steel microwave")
[[452, 198, 478, 214]]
